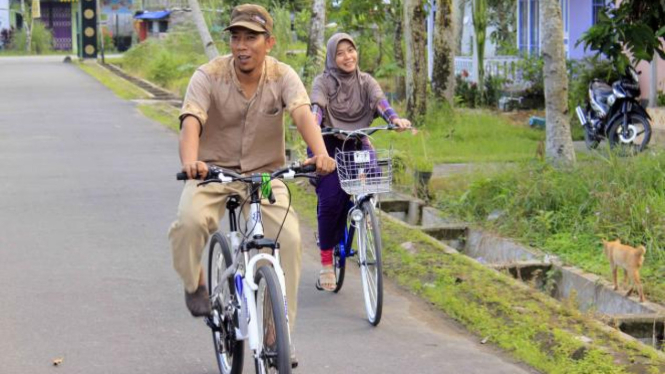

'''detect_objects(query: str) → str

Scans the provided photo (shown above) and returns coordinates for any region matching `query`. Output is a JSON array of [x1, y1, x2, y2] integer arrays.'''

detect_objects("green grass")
[[137, 103, 181, 133], [289, 183, 665, 374], [0, 50, 70, 56], [371, 105, 545, 168], [434, 152, 665, 305], [78, 62, 151, 100]]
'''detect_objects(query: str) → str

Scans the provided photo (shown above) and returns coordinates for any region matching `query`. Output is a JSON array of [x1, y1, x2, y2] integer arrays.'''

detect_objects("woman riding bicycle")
[[309, 33, 411, 291]]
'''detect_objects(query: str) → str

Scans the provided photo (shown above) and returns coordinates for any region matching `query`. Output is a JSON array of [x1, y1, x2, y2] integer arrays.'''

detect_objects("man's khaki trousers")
[[168, 180, 302, 330]]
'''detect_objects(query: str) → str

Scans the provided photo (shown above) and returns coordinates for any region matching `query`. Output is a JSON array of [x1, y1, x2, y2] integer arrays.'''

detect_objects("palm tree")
[[303, 0, 326, 86], [432, 0, 456, 104], [472, 0, 487, 104], [403, 0, 427, 121], [540, 0, 575, 166]]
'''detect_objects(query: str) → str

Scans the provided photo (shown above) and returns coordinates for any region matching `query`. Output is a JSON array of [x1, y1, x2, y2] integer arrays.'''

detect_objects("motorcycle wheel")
[[583, 125, 599, 150], [607, 113, 651, 156]]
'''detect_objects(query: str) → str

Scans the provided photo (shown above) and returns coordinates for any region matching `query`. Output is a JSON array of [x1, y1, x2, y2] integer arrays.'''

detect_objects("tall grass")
[[435, 152, 665, 304], [122, 24, 212, 96], [9, 21, 54, 54], [372, 102, 545, 167]]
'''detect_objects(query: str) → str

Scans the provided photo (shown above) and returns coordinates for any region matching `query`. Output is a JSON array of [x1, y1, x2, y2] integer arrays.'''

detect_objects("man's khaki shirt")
[[179, 55, 310, 173]]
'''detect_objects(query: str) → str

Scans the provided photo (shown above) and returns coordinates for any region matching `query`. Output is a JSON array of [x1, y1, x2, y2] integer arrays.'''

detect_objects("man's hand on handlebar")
[[304, 154, 336, 175], [182, 161, 209, 180]]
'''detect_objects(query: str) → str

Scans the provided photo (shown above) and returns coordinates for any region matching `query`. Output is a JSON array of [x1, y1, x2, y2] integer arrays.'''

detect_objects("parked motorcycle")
[[576, 65, 652, 154]]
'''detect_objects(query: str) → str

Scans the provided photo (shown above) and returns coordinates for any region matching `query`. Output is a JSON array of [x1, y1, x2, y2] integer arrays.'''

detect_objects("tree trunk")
[[453, 0, 464, 55], [374, 24, 383, 72], [188, 0, 219, 61], [392, 2, 406, 101], [21, 0, 31, 53], [541, 0, 575, 166], [432, 0, 456, 104], [303, 0, 326, 86], [472, 0, 487, 104], [404, 0, 427, 121]]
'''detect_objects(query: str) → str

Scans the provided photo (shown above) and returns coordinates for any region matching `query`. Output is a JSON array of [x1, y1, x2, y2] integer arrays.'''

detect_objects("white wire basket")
[[335, 148, 393, 195]]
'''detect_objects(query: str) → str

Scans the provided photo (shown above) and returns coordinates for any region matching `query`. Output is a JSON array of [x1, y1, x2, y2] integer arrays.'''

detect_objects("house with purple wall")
[[517, 0, 609, 59]]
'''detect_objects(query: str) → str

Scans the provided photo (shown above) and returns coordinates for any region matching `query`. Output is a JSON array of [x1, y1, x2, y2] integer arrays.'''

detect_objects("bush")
[[516, 54, 544, 108], [455, 74, 479, 108], [1, 28, 14, 49], [10, 21, 54, 54], [484, 74, 505, 108], [122, 25, 209, 92]]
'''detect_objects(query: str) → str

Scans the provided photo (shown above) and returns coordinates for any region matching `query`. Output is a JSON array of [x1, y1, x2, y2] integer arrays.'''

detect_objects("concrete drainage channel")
[[101, 63, 182, 107], [379, 192, 665, 352]]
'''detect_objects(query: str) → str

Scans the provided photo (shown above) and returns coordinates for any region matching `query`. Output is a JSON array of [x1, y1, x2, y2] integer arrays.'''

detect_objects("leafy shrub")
[[517, 54, 544, 108], [1, 28, 14, 49], [484, 74, 506, 108], [455, 73, 479, 108], [122, 25, 208, 92], [10, 21, 54, 54]]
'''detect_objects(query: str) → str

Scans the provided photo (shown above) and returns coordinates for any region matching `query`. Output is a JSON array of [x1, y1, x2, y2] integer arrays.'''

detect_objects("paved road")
[[0, 56, 537, 374]]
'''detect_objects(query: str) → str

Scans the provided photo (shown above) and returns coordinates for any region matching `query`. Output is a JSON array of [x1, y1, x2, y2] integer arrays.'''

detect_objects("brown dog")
[[601, 239, 647, 302]]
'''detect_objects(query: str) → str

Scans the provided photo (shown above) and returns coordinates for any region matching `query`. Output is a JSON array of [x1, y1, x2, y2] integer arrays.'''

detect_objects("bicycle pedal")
[[204, 316, 221, 332]]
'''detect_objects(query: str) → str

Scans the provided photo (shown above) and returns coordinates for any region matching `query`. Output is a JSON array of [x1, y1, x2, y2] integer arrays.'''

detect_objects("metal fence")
[[454, 56, 523, 83]]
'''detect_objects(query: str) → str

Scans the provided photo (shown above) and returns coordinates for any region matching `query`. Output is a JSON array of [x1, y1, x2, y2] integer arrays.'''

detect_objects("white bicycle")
[[177, 163, 315, 374]]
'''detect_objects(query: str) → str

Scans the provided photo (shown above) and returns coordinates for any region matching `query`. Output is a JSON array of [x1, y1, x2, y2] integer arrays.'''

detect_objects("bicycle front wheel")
[[255, 266, 291, 374], [357, 200, 383, 326], [208, 233, 244, 374], [332, 243, 347, 293]]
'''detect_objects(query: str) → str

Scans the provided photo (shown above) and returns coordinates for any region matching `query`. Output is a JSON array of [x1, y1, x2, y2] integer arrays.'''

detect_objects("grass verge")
[[137, 103, 180, 133], [77, 61, 151, 100], [289, 182, 665, 374], [434, 153, 665, 305]]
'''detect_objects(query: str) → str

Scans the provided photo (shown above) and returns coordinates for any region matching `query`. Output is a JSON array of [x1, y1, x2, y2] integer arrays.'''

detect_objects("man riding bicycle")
[[168, 2, 335, 338]]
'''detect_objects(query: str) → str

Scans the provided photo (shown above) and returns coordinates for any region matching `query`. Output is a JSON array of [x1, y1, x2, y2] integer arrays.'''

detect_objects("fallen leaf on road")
[[52, 358, 63, 366]]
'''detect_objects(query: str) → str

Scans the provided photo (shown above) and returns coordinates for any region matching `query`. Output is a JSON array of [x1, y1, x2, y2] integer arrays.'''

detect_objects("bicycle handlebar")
[[320, 123, 401, 138], [176, 162, 317, 182]]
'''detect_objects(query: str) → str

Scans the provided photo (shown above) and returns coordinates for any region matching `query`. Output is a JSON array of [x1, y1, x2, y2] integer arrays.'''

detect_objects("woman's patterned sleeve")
[[311, 104, 324, 126], [377, 99, 399, 123]]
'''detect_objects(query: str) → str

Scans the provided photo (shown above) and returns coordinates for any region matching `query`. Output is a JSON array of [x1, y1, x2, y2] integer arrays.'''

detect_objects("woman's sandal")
[[316, 267, 337, 292]]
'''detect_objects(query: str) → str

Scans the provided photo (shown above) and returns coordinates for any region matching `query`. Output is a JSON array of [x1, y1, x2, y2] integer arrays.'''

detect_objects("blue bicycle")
[[315, 125, 396, 326]]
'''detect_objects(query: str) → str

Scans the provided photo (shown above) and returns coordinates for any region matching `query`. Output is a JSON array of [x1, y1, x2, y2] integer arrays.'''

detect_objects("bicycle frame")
[[337, 194, 375, 265], [212, 192, 291, 355]]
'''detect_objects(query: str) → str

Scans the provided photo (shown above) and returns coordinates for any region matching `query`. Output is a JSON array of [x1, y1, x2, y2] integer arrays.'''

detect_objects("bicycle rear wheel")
[[255, 266, 291, 374], [208, 233, 244, 374], [357, 200, 383, 326]]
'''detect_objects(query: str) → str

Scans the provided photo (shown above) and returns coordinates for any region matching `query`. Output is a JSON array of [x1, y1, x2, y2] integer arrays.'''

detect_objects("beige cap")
[[224, 4, 273, 34]]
